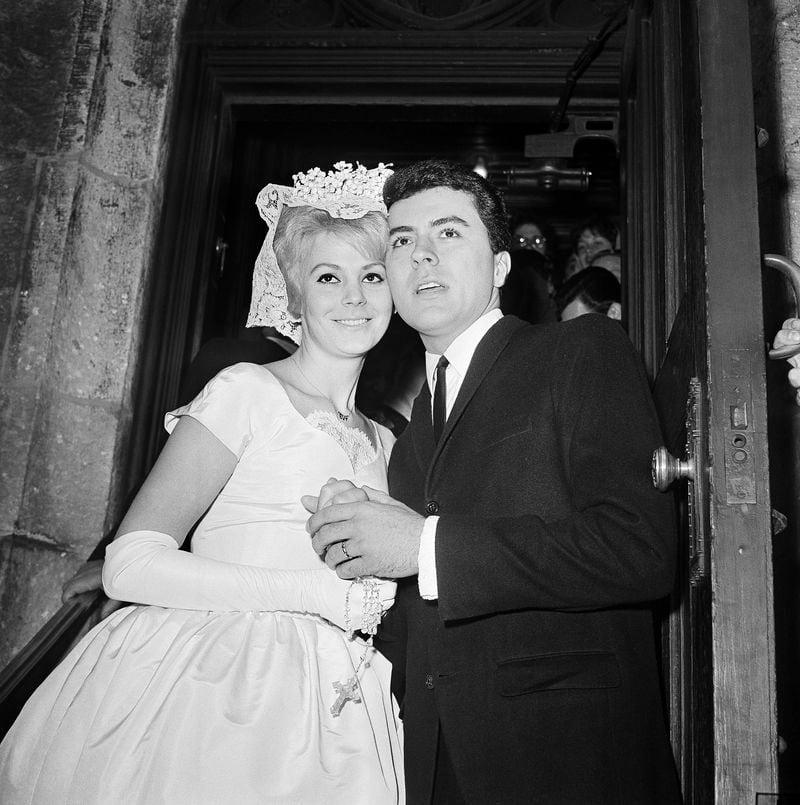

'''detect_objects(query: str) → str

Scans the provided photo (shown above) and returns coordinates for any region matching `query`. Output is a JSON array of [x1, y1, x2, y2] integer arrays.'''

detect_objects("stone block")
[[0, 148, 29, 173], [0, 287, 15, 361], [45, 167, 155, 403], [56, 0, 110, 154], [4, 159, 81, 390], [0, 386, 39, 535], [84, 0, 183, 181], [774, 1, 800, 255], [0, 534, 84, 669], [19, 391, 119, 551], [776, 3, 800, 157], [0, 0, 86, 154], [0, 158, 37, 288]]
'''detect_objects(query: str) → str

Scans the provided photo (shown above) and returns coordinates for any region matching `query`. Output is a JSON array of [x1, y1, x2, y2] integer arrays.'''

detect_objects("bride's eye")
[[363, 271, 386, 284], [317, 273, 339, 284]]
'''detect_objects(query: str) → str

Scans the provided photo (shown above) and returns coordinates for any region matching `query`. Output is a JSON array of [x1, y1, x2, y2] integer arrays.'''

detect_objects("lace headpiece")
[[247, 161, 394, 343]]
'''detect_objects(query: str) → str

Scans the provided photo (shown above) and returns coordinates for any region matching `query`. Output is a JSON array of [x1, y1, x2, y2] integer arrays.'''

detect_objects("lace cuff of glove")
[[344, 577, 394, 639]]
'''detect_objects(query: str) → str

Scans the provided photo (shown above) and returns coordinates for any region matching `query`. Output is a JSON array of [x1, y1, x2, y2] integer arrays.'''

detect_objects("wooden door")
[[623, 1, 777, 802]]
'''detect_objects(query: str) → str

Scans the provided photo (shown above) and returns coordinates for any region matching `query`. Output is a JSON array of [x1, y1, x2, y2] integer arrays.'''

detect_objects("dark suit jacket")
[[380, 314, 681, 804]]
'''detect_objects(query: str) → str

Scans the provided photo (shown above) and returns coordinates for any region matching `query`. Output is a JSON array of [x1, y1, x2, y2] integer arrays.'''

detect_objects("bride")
[[0, 163, 405, 804]]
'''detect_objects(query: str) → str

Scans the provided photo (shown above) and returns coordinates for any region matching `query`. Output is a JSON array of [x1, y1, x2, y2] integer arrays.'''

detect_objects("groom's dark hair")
[[383, 159, 511, 254]]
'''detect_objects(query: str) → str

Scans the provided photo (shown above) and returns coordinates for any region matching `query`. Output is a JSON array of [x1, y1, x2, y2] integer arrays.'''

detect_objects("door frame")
[[126, 20, 623, 484], [128, 4, 779, 800], [625, 1, 777, 801], [700, 0, 777, 796]]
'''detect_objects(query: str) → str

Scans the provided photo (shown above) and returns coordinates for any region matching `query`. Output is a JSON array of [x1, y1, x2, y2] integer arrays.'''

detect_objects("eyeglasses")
[[515, 235, 547, 249]]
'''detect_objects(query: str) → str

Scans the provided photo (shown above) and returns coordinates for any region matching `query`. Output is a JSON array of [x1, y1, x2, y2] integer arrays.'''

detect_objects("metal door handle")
[[651, 378, 706, 584], [765, 254, 800, 359], [651, 446, 695, 491]]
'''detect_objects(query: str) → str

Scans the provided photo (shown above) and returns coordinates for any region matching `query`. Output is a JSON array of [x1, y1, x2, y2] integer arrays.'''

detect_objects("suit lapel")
[[400, 315, 528, 488], [428, 315, 527, 475]]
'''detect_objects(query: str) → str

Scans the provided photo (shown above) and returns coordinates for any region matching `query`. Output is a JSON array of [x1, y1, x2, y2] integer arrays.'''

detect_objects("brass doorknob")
[[651, 446, 695, 491]]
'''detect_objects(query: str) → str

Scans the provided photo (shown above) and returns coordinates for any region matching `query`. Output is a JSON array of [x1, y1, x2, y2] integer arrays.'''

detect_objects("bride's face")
[[298, 231, 392, 357]]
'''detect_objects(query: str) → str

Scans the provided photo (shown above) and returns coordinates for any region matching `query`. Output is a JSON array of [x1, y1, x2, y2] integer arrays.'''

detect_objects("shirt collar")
[[425, 308, 504, 391]]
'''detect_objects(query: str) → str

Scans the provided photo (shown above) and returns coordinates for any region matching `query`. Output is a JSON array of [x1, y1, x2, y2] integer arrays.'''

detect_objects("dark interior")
[[204, 103, 621, 342]]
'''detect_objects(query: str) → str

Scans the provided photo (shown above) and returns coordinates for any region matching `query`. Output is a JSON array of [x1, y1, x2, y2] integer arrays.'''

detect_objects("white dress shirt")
[[417, 308, 504, 599]]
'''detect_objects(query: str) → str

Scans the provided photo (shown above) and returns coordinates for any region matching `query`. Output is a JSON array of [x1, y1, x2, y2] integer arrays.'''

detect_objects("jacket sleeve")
[[434, 317, 677, 621]]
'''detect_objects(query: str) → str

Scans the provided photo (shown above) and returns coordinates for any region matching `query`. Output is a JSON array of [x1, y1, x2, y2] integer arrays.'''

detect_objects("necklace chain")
[[292, 357, 354, 422]]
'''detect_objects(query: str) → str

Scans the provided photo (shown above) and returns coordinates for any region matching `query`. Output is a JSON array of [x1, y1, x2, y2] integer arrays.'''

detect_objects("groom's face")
[[385, 187, 510, 354]]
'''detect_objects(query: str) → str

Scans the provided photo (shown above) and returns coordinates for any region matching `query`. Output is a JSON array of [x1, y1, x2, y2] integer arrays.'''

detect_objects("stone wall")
[[751, 0, 800, 252], [0, 0, 185, 666], [750, 0, 800, 789]]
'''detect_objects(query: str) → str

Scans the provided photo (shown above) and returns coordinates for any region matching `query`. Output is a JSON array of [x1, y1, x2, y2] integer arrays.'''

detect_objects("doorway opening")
[[206, 103, 621, 344]]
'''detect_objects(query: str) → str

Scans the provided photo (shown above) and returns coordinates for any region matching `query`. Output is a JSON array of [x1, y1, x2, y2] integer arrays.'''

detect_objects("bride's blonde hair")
[[247, 162, 393, 343]]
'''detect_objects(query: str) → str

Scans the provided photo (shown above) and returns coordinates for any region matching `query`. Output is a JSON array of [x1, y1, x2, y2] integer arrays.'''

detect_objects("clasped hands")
[[302, 480, 424, 579]]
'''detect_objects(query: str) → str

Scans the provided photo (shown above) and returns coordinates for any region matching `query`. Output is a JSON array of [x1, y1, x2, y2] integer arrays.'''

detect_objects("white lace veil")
[[246, 162, 394, 344]]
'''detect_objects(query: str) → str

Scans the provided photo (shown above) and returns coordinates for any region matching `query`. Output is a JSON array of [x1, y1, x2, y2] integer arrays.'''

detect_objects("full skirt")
[[0, 605, 404, 804]]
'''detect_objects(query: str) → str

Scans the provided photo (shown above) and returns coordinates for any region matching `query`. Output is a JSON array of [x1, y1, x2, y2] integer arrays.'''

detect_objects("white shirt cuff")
[[417, 516, 439, 600]]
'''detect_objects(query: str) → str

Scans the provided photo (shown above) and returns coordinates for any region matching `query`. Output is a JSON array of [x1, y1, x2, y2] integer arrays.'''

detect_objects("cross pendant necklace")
[[330, 676, 363, 717], [330, 647, 370, 717]]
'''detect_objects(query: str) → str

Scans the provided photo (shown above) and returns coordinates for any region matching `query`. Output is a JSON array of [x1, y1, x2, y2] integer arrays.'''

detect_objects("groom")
[[308, 160, 682, 803]]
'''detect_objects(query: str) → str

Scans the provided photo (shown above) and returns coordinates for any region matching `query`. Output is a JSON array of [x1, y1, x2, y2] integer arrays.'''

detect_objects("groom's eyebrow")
[[430, 215, 469, 228], [388, 216, 470, 237]]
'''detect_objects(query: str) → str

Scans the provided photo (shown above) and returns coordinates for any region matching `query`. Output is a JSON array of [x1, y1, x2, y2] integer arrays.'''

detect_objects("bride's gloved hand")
[[103, 530, 395, 634], [306, 569, 396, 635]]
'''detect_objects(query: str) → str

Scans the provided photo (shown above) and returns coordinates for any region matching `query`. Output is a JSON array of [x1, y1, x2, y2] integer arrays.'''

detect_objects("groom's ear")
[[492, 251, 511, 288]]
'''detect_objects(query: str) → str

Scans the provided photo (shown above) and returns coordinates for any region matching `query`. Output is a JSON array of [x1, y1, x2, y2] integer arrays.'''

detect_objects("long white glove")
[[102, 530, 395, 634]]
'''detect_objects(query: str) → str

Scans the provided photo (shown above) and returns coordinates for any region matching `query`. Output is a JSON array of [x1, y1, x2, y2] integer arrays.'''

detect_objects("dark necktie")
[[433, 355, 449, 443]]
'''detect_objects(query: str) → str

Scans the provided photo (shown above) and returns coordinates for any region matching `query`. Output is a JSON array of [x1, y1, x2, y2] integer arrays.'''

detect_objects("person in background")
[[178, 325, 296, 406], [500, 247, 557, 324], [510, 213, 559, 265], [570, 213, 619, 272], [589, 248, 622, 282], [554, 265, 622, 322], [0, 163, 404, 804], [560, 249, 582, 283], [357, 314, 426, 436]]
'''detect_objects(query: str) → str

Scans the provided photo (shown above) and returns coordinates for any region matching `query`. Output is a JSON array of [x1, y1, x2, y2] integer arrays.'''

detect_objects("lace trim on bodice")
[[305, 411, 377, 472]]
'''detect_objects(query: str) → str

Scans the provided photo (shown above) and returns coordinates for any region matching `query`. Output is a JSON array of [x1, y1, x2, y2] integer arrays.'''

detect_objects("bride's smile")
[[299, 231, 392, 357]]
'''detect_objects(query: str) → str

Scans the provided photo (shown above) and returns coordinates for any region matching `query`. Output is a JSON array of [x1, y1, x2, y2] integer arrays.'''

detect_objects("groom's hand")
[[301, 477, 366, 515], [309, 487, 424, 579]]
